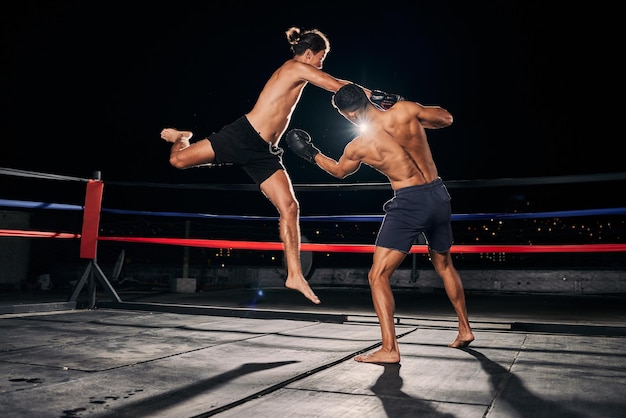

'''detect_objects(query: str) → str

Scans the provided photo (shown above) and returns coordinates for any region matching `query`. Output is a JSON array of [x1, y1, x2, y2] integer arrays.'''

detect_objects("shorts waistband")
[[239, 115, 284, 155], [240, 115, 263, 140], [395, 178, 444, 195]]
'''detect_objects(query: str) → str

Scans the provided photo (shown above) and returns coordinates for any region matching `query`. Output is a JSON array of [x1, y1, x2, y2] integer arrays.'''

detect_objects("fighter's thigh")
[[259, 170, 297, 210], [370, 247, 407, 277], [179, 138, 217, 166]]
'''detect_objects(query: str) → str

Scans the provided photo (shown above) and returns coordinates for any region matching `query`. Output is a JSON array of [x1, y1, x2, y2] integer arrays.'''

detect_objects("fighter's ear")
[[346, 110, 358, 120], [341, 110, 359, 124]]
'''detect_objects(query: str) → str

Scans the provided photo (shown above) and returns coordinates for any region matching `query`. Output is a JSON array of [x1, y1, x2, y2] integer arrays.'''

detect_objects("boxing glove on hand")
[[370, 89, 405, 110], [285, 129, 320, 164]]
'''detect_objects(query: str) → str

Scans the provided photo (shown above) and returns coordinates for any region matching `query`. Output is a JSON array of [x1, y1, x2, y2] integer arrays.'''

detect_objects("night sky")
[[2, 2, 623, 215]]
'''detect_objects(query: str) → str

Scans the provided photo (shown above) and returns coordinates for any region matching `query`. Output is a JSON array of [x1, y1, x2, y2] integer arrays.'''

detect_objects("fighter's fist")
[[370, 89, 405, 110], [285, 129, 320, 164]]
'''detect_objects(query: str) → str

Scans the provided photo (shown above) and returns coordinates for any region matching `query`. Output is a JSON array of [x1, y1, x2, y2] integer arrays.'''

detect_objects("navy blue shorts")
[[375, 178, 454, 253], [209, 116, 285, 185]]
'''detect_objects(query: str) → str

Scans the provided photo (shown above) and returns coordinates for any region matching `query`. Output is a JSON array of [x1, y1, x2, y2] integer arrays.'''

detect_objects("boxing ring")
[[1, 167, 625, 314]]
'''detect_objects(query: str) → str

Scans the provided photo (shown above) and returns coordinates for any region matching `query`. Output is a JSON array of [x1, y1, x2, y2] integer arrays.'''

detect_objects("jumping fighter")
[[160, 27, 396, 305], [285, 83, 474, 362]]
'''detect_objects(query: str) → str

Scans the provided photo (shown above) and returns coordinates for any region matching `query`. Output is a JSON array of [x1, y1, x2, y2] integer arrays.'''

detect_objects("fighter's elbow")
[[169, 156, 188, 170], [324, 167, 349, 179], [430, 112, 453, 129], [438, 117, 453, 128], [436, 108, 453, 127], [335, 167, 358, 179]]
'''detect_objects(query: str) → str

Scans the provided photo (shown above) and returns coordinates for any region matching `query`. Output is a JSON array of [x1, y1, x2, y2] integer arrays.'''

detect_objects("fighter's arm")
[[294, 61, 412, 109], [285, 129, 361, 179], [293, 61, 377, 96], [410, 102, 454, 129], [314, 143, 362, 179], [294, 62, 350, 92]]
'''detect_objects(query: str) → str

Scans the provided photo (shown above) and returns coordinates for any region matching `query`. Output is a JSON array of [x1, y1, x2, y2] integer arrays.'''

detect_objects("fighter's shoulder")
[[344, 135, 365, 155], [274, 60, 307, 82], [387, 100, 425, 118], [391, 100, 422, 110], [286, 59, 328, 79], [281, 59, 313, 72]]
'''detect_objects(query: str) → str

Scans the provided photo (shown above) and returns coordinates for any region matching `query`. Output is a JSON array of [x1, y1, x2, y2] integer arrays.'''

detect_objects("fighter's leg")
[[429, 249, 475, 347], [354, 247, 406, 364], [161, 128, 217, 170], [259, 170, 320, 304]]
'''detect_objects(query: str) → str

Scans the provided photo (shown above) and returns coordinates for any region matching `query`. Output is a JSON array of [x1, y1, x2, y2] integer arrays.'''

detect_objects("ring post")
[[69, 171, 121, 307]]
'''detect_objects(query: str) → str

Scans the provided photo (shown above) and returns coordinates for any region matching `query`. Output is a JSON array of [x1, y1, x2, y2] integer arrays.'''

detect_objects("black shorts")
[[375, 178, 454, 253], [209, 116, 285, 185]]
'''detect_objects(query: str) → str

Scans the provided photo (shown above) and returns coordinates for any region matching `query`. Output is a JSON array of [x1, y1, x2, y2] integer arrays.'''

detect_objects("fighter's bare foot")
[[354, 349, 400, 364], [448, 333, 475, 348], [285, 277, 320, 304], [161, 128, 193, 143]]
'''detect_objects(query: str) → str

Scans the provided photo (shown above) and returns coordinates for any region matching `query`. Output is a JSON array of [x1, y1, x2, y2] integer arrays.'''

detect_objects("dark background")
[[1, 1, 625, 293], [1, 1, 623, 215]]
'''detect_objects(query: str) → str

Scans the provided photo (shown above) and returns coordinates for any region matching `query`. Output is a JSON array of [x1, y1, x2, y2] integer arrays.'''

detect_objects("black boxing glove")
[[285, 129, 320, 164], [370, 89, 405, 110]]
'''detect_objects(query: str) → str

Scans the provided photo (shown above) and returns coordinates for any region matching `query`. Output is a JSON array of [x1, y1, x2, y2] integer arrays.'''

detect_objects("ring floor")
[[1, 287, 625, 417]]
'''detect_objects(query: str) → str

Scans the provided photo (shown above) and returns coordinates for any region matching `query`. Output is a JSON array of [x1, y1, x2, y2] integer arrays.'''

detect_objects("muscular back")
[[341, 101, 443, 190]]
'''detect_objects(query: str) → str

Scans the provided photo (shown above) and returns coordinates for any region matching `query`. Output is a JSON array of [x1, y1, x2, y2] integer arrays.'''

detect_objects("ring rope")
[[2, 168, 625, 254], [2, 199, 625, 222]]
